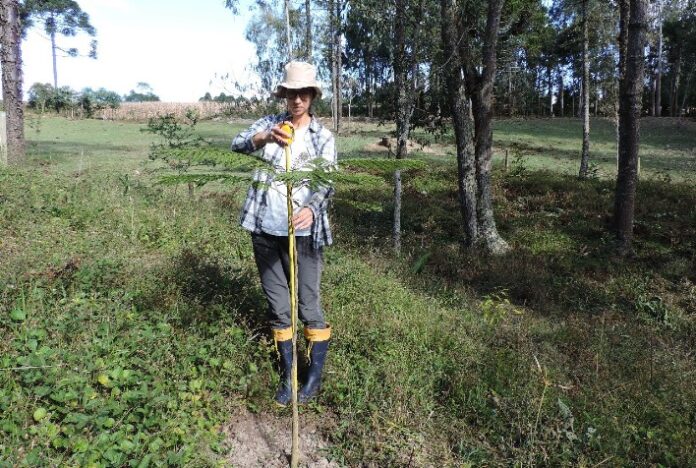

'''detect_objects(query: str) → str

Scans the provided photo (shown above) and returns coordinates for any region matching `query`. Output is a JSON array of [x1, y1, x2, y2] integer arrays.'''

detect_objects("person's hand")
[[265, 121, 294, 147], [292, 207, 314, 230]]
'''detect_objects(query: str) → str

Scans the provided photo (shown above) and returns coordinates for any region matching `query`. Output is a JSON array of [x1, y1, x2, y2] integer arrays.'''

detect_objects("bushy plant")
[[48, 86, 78, 113], [142, 110, 206, 196], [123, 90, 160, 102], [27, 83, 54, 113], [79, 88, 122, 118], [27, 83, 122, 118]]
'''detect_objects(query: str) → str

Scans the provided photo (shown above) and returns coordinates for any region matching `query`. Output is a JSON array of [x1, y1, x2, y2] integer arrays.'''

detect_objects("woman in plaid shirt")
[[231, 61, 336, 406]]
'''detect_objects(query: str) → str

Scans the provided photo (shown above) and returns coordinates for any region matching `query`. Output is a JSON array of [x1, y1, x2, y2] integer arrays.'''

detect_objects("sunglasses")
[[285, 89, 314, 100]]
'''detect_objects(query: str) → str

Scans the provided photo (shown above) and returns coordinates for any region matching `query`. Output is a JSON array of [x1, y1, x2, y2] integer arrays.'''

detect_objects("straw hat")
[[274, 61, 323, 98]]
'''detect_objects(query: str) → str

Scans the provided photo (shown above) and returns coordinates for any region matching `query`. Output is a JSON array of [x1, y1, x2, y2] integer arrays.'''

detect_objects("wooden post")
[[0, 112, 7, 165]]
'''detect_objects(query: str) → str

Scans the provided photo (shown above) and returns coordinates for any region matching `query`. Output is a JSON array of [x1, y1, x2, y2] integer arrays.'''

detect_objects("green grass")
[[1, 115, 695, 466], [490, 117, 696, 180], [402, 116, 696, 181]]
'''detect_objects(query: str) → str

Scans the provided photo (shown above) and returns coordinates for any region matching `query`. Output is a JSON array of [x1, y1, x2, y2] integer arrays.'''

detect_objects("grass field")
[[1, 115, 695, 466]]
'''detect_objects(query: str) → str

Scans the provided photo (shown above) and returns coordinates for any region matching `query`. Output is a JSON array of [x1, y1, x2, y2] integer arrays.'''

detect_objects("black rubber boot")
[[274, 339, 293, 406], [298, 339, 329, 403]]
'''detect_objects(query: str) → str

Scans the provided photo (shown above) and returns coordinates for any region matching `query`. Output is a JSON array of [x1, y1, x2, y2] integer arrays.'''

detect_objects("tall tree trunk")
[[614, 0, 647, 256], [305, 0, 312, 61], [679, 67, 693, 118], [670, 53, 681, 117], [559, 72, 564, 117], [284, 0, 293, 59], [328, 0, 336, 129], [655, 0, 663, 116], [393, 0, 408, 254], [650, 74, 656, 116], [579, 0, 591, 178], [536, 76, 546, 117], [463, 0, 508, 254], [334, 0, 342, 133], [47, 15, 59, 88], [548, 65, 554, 117], [508, 66, 514, 117], [394, 0, 412, 162], [51, 30, 58, 88], [365, 46, 374, 118], [0, 0, 26, 165], [441, 0, 477, 247]]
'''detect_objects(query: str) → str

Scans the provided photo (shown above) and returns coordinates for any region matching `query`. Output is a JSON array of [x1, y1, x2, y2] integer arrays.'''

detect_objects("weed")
[[508, 145, 529, 178]]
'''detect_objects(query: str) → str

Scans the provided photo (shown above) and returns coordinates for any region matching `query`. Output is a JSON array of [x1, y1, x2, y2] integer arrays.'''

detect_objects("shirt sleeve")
[[230, 115, 277, 157]]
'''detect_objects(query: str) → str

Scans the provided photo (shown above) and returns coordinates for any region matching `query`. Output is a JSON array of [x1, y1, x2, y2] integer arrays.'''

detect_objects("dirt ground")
[[223, 408, 340, 467], [364, 137, 444, 155]]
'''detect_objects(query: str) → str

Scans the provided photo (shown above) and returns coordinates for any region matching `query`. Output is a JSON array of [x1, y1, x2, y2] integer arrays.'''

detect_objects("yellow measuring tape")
[[280, 122, 300, 467]]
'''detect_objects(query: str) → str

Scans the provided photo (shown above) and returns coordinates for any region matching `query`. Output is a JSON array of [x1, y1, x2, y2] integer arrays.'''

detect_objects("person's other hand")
[[292, 207, 314, 230]]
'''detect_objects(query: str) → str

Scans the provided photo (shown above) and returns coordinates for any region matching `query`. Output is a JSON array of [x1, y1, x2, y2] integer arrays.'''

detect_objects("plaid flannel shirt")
[[231, 112, 337, 249]]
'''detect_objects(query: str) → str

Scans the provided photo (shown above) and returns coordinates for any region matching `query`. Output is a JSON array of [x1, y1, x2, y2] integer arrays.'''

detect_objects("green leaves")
[[96, 373, 111, 388], [153, 147, 427, 190], [10, 307, 26, 322], [32, 407, 48, 422]]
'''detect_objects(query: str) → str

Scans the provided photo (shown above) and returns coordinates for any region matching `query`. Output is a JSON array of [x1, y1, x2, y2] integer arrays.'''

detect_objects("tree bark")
[[366, 50, 374, 117], [305, 0, 312, 61], [614, 0, 647, 256], [0, 0, 26, 165], [650, 74, 656, 117], [334, 0, 342, 133], [679, 67, 693, 118], [548, 65, 554, 117], [508, 67, 514, 117], [461, 0, 508, 254], [655, 0, 663, 116], [328, 0, 336, 129], [51, 28, 58, 88], [392, 0, 416, 254], [578, 0, 591, 178], [559, 71, 564, 117], [670, 53, 681, 117], [394, 0, 411, 161], [284, 0, 293, 59], [441, 0, 477, 247], [393, 168, 402, 253]]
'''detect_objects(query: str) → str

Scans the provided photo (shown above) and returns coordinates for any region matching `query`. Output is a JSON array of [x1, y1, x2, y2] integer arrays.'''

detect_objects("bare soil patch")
[[223, 408, 339, 467], [364, 137, 445, 155]]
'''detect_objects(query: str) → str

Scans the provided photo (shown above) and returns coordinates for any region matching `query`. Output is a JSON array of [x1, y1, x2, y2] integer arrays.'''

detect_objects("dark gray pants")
[[251, 232, 325, 330]]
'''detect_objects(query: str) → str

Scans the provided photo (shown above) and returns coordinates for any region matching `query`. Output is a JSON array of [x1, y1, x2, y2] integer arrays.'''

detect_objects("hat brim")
[[274, 84, 323, 99]]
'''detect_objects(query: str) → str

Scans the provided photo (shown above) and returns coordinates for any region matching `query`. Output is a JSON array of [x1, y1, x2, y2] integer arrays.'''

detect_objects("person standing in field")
[[231, 61, 336, 405]]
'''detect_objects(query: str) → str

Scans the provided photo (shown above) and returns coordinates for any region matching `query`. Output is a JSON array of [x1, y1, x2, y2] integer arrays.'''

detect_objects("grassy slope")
[[0, 116, 694, 466], [342, 116, 696, 181]]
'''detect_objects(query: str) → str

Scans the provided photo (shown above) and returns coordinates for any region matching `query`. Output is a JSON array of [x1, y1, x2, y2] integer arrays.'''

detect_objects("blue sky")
[[22, 0, 260, 102]]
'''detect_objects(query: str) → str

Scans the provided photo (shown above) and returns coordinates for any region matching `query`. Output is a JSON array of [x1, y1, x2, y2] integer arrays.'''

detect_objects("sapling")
[[155, 142, 424, 467]]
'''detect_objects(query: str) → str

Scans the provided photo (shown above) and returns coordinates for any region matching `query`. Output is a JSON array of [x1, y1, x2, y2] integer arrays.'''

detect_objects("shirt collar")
[[281, 111, 321, 133]]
